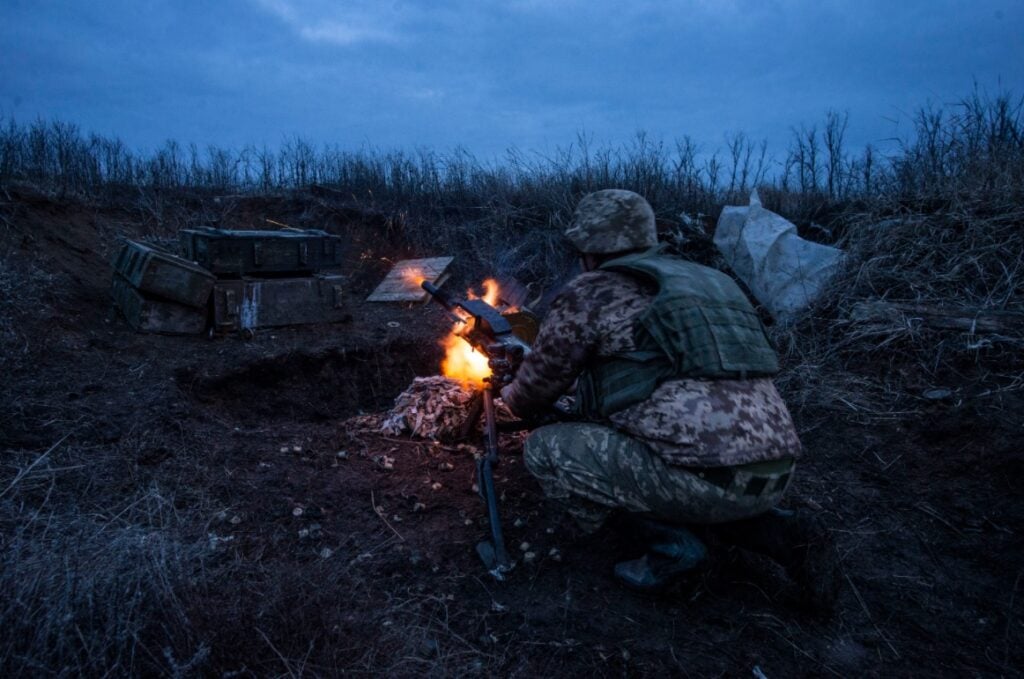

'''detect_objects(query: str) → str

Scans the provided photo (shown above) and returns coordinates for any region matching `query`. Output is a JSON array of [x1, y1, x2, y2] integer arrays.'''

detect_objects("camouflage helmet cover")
[[564, 189, 657, 254]]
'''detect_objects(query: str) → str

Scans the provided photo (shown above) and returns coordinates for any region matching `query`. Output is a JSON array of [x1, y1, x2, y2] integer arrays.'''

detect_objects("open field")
[[1, 94, 1023, 676]]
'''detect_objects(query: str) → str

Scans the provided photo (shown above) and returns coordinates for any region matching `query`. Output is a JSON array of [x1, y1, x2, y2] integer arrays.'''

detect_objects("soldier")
[[501, 189, 839, 609]]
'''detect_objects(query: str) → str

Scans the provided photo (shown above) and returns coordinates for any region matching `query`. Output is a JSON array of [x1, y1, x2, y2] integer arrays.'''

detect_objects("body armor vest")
[[575, 247, 779, 419]]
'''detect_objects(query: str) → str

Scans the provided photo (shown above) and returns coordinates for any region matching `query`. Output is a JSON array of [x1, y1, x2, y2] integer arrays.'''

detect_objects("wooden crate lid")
[[366, 256, 454, 303]]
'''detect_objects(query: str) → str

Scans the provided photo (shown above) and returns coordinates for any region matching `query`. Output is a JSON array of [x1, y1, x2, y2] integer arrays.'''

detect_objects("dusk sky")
[[2, 0, 1022, 162]]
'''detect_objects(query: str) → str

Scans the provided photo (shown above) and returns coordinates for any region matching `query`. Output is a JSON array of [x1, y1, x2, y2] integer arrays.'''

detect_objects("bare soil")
[[1, 188, 1022, 677]]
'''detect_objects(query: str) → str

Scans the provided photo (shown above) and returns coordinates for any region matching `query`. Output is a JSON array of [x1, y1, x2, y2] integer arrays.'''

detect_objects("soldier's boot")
[[713, 508, 841, 613], [613, 516, 708, 591]]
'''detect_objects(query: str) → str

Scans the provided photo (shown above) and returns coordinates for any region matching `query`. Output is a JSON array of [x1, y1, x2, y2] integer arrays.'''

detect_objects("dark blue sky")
[[2, 0, 1022, 161]]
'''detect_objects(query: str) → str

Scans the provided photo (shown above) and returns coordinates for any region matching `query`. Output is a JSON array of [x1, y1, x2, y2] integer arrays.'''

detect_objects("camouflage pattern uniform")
[[502, 190, 801, 532]]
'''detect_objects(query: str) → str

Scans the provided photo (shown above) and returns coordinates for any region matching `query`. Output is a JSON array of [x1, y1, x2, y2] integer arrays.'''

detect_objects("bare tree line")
[[1, 91, 1021, 217]]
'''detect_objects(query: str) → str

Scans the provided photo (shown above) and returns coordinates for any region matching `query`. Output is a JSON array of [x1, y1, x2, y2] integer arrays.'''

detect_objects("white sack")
[[714, 190, 844, 322]]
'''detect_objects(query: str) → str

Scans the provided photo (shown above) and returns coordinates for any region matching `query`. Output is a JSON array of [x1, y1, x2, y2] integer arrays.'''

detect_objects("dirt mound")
[[183, 343, 443, 424]]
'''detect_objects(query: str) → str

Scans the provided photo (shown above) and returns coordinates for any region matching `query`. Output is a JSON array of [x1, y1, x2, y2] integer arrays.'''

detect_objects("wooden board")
[[366, 257, 454, 303]]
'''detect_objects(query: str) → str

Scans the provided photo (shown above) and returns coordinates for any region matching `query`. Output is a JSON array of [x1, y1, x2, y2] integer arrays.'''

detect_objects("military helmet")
[[564, 189, 657, 254]]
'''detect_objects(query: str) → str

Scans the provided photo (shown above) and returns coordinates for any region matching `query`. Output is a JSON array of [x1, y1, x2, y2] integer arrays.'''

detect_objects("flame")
[[439, 278, 503, 388], [401, 266, 425, 286], [440, 331, 491, 388]]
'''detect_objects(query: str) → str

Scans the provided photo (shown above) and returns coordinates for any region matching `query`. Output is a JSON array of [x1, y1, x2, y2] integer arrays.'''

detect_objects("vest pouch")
[[574, 350, 670, 419], [696, 304, 779, 375], [638, 295, 777, 377]]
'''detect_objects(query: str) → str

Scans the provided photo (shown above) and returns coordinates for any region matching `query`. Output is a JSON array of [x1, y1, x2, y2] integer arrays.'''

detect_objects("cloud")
[[252, 0, 400, 46]]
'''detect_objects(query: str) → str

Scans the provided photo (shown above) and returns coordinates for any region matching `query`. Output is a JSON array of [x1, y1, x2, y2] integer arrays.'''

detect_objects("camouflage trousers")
[[523, 422, 794, 532]]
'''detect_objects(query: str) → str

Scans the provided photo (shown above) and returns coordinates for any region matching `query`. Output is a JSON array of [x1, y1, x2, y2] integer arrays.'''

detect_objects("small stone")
[[464, 518, 473, 526], [519, 542, 530, 552], [471, 483, 480, 494], [279, 446, 289, 454], [548, 547, 562, 562], [440, 461, 454, 471], [292, 507, 304, 517], [292, 445, 302, 453], [229, 515, 242, 525], [392, 514, 403, 523], [319, 547, 334, 559], [545, 527, 555, 534], [413, 502, 426, 512], [336, 450, 349, 460], [513, 518, 525, 528], [382, 455, 395, 470], [417, 638, 439, 658], [298, 528, 310, 539], [431, 482, 442, 491], [522, 551, 536, 563]]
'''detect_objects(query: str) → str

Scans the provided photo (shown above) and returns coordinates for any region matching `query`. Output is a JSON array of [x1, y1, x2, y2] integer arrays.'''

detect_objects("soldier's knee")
[[523, 430, 552, 476]]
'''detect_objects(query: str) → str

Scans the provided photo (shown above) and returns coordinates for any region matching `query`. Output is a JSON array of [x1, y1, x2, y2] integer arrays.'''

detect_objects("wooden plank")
[[850, 301, 1024, 334], [367, 257, 454, 303]]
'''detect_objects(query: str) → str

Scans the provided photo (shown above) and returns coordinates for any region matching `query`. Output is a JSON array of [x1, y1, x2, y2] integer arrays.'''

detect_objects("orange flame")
[[401, 266, 425, 286], [440, 278, 502, 388]]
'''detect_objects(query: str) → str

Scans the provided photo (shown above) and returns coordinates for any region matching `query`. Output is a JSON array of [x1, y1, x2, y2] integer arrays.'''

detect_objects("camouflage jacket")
[[502, 269, 801, 467]]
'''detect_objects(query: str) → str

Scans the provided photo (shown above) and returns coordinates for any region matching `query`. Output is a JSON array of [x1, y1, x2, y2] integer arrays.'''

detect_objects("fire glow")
[[441, 279, 501, 389], [401, 266, 425, 286]]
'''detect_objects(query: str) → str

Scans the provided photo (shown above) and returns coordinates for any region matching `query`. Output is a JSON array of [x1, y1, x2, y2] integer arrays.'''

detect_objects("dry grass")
[[769, 204, 1024, 421]]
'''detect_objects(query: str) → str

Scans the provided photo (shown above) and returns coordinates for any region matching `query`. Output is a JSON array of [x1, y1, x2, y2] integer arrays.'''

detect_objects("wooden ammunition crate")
[[112, 239, 214, 308], [212, 274, 346, 332], [110, 275, 207, 335], [179, 227, 343, 276]]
